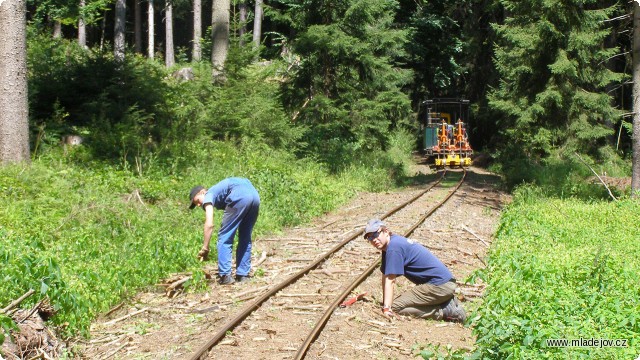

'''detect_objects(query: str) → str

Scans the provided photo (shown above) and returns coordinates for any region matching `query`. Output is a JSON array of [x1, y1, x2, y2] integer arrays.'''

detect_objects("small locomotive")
[[422, 98, 473, 167]]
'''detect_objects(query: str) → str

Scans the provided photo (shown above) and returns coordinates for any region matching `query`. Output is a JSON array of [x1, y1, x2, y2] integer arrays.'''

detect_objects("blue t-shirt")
[[380, 234, 453, 285], [203, 177, 258, 210]]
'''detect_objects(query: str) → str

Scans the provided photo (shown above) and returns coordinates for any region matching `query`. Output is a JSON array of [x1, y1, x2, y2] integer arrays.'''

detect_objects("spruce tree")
[[281, 0, 413, 164], [489, 0, 622, 161]]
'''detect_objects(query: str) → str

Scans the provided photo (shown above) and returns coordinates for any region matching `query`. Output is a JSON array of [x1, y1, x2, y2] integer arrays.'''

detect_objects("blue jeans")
[[217, 185, 260, 276]]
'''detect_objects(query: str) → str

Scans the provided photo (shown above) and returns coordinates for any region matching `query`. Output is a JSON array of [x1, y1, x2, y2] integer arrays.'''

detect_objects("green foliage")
[[419, 343, 469, 360], [167, 60, 304, 154], [280, 0, 414, 168], [0, 314, 17, 345], [26, 31, 306, 169], [401, 0, 466, 100], [494, 148, 630, 199], [0, 139, 397, 339], [489, 0, 624, 163], [27, 30, 172, 163], [0, 161, 202, 338], [27, 0, 110, 26], [471, 191, 640, 359]]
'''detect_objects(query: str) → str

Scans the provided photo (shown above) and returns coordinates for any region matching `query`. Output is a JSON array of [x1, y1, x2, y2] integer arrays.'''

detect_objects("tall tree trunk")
[[148, 0, 155, 58], [78, 0, 87, 47], [114, 0, 126, 62], [53, 20, 62, 38], [211, 0, 230, 77], [135, 0, 142, 53], [633, 2, 640, 197], [604, 31, 616, 146], [238, 1, 247, 46], [165, 2, 175, 67], [100, 9, 107, 50], [193, 0, 202, 61], [0, 0, 30, 164], [252, 0, 263, 50]]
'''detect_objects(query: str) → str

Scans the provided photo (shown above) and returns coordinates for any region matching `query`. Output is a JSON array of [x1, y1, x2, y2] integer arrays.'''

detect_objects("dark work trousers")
[[391, 281, 456, 319]]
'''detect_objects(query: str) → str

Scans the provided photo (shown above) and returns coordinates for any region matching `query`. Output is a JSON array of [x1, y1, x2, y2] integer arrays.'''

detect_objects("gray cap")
[[363, 219, 385, 238], [189, 185, 205, 209]]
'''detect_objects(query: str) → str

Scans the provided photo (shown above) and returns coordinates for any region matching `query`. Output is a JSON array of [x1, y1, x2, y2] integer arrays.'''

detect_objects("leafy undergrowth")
[[0, 142, 390, 340], [470, 186, 640, 359]]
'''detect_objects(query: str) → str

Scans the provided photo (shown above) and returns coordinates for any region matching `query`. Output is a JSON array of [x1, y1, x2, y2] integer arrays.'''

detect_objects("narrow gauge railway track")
[[188, 169, 467, 360]]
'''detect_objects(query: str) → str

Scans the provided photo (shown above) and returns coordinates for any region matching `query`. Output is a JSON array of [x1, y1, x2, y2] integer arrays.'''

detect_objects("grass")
[[470, 186, 640, 359]]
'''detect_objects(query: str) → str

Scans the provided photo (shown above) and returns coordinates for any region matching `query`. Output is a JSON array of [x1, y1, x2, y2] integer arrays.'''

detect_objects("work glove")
[[197, 247, 210, 261]]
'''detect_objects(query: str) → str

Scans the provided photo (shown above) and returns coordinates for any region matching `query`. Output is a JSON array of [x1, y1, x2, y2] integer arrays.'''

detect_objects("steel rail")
[[186, 171, 448, 360], [294, 169, 467, 360]]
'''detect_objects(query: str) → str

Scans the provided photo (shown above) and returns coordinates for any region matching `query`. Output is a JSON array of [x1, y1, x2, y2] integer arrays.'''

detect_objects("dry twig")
[[167, 276, 192, 292], [254, 251, 268, 267], [461, 224, 490, 247], [1, 289, 35, 314], [103, 308, 148, 326], [574, 152, 618, 201], [104, 302, 124, 318]]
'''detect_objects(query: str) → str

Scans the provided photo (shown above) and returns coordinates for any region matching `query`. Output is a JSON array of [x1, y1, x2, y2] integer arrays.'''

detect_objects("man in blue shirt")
[[189, 178, 260, 285], [363, 219, 466, 322]]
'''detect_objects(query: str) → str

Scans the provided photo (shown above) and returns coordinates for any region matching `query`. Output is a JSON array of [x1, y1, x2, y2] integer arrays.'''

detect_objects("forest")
[[1, 0, 639, 358], [0, 0, 637, 184]]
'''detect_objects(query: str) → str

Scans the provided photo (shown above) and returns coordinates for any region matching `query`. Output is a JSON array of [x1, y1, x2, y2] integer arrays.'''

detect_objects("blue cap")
[[363, 219, 385, 238]]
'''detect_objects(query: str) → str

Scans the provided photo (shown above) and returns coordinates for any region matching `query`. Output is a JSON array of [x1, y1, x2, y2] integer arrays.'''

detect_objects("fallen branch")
[[259, 237, 308, 242], [233, 285, 270, 300], [459, 291, 484, 299], [459, 283, 486, 290], [104, 302, 124, 318], [277, 293, 331, 298], [103, 308, 148, 326], [1, 289, 35, 314], [100, 342, 127, 360], [574, 152, 617, 202], [449, 259, 474, 266], [167, 276, 192, 292], [283, 305, 323, 311], [190, 305, 220, 314], [254, 251, 268, 267], [321, 219, 340, 229], [18, 299, 44, 323], [229, 292, 264, 303], [27, 352, 45, 360], [461, 225, 490, 247]]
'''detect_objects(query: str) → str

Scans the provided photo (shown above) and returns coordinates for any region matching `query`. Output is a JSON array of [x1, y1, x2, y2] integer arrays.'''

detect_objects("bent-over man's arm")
[[202, 205, 215, 250]]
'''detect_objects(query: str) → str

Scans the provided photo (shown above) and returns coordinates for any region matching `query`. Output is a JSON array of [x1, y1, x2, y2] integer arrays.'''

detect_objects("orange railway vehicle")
[[422, 98, 473, 167]]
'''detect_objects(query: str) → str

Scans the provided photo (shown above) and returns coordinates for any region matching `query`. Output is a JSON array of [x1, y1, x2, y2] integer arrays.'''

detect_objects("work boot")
[[235, 274, 252, 283], [441, 298, 466, 323], [218, 274, 235, 285]]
